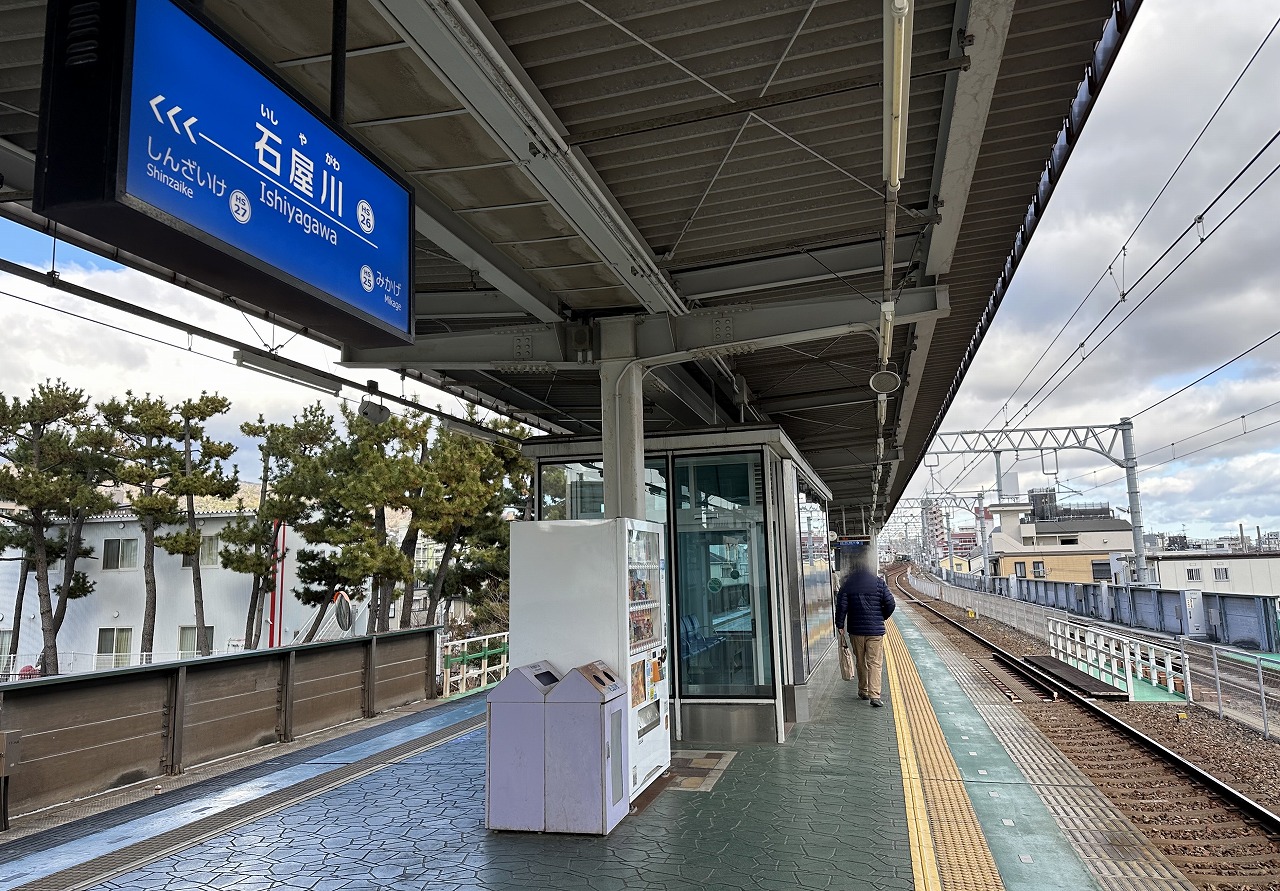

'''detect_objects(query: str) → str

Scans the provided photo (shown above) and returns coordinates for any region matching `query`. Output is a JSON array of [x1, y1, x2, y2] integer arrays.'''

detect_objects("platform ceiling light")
[[439, 416, 501, 444], [884, 0, 912, 195], [233, 351, 341, 397]]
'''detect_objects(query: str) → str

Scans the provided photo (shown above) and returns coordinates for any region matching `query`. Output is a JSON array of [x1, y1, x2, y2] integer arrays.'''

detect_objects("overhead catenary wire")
[[936, 140, 1280, 497], [0, 258, 522, 444], [1001, 16, 1280, 419], [1081, 413, 1280, 493], [1014, 151, 1280, 423], [925, 21, 1280, 498], [1055, 394, 1280, 489]]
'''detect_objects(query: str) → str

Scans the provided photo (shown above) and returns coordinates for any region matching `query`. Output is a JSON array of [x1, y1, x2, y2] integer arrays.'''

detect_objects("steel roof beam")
[[672, 233, 921, 302], [756, 387, 879, 414], [412, 199, 563, 324], [372, 0, 686, 318], [566, 55, 971, 148], [342, 286, 948, 371], [415, 289, 530, 320], [804, 445, 905, 471], [924, 0, 1018, 281], [647, 366, 722, 426]]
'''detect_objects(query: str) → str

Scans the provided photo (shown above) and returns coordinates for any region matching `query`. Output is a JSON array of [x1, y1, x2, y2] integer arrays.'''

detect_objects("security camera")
[[358, 400, 391, 425]]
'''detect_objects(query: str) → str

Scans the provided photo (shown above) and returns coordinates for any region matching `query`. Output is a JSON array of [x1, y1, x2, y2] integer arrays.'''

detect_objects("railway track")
[[885, 564, 1280, 891]]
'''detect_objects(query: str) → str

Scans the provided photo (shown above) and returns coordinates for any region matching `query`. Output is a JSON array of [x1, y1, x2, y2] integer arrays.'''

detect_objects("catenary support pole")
[[1119, 417, 1148, 583]]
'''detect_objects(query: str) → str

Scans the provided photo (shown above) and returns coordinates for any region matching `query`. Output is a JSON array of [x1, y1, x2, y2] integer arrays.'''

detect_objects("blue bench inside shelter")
[[679, 615, 724, 661]]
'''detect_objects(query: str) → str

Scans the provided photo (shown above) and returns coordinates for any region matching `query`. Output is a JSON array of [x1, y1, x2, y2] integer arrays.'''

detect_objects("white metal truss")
[[929, 424, 1128, 467]]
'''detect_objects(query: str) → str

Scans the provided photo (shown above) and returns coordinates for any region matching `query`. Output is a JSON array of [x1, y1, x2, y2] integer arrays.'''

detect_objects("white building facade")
[[1, 511, 317, 675], [1149, 553, 1280, 597]]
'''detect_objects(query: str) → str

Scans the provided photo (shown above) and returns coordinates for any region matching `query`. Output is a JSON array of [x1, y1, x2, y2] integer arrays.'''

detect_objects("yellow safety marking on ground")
[[885, 622, 1005, 891], [885, 634, 943, 891]]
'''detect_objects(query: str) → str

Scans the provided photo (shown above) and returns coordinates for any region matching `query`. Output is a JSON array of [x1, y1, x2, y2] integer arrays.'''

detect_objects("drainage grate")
[[10, 713, 486, 891]]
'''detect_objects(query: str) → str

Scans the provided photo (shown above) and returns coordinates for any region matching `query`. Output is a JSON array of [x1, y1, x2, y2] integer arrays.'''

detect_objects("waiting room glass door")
[[673, 452, 773, 698]]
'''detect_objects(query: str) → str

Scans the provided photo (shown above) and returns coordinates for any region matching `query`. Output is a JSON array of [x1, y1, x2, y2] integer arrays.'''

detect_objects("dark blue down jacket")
[[835, 568, 896, 637]]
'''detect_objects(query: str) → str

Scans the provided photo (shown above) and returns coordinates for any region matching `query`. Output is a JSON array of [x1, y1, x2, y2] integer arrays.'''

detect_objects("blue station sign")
[[36, 0, 415, 347]]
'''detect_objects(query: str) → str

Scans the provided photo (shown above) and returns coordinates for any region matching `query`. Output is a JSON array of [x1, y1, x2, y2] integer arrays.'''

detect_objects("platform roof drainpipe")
[[1120, 417, 1147, 584]]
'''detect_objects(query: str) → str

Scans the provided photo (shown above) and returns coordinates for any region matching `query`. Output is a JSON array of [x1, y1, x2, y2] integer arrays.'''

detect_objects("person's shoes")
[[859, 693, 869, 700], [869, 699, 883, 708]]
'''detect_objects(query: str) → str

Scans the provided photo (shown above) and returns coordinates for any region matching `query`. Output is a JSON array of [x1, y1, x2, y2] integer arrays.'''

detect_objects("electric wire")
[[1016, 152, 1280, 422], [1056, 395, 1280, 488], [935, 139, 1280, 498], [0, 263, 520, 443], [1129, 328, 1280, 420], [1081, 413, 1280, 492], [1001, 16, 1280, 420], [924, 22, 1280, 499]]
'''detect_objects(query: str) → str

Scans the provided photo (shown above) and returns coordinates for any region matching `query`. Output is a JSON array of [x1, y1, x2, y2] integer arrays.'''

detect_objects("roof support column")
[[599, 317, 646, 520]]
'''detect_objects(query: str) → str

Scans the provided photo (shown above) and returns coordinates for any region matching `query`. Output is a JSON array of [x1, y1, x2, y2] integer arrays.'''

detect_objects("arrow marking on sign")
[[182, 116, 199, 144], [166, 106, 184, 135], [149, 95, 166, 123]]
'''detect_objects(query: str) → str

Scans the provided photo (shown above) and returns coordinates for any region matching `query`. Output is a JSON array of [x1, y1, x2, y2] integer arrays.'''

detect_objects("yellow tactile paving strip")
[[885, 621, 1005, 891]]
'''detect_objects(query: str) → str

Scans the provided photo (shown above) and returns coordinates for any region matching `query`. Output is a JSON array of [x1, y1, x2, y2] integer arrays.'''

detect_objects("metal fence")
[[1045, 617, 1186, 701], [439, 632, 509, 698], [936, 567, 1280, 652], [1179, 640, 1280, 739], [0, 626, 440, 828], [912, 570, 1280, 737]]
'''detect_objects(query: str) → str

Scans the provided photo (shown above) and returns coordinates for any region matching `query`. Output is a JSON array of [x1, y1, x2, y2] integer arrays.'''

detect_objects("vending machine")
[[510, 518, 671, 801]]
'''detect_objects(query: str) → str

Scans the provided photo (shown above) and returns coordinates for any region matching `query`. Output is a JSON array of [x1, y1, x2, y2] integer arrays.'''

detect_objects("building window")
[[1032, 561, 1046, 577], [1214, 567, 1229, 581], [0, 630, 11, 676], [178, 625, 214, 658], [1186, 568, 1202, 582], [1022, 537, 1034, 546], [1060, 537, 1078, 545], [182, 535, 220, 568], [102, 538, 138, 570], [1092, 560, 1112, 581], [1014, 561, 1026, 578], [96, 627, 133, 669]]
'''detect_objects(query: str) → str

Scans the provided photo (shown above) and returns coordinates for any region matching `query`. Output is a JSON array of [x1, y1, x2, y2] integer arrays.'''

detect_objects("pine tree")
[[156, 394, 237, 656], [220, 407, 332, 648], [0, 381, 115, 675], [99, 392, 185, 660]]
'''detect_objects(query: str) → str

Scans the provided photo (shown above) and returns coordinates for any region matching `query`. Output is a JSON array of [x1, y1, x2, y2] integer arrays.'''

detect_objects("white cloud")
[[902, 2, 1280, 541], [0, 256, 472, 482]]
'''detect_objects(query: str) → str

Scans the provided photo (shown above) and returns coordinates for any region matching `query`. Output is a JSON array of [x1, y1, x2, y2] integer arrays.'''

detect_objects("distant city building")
[[984, 492, 1133, 584]]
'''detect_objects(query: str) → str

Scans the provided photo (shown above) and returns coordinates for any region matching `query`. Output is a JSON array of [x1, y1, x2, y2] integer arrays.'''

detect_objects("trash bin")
[[486, 660, 561, 831], [545, 660, 629, 834]]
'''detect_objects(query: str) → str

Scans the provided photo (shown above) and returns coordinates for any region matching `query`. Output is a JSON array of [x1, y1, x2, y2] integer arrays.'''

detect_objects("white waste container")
[[486, 660, 561, 831], [545, 660, 630, 834]]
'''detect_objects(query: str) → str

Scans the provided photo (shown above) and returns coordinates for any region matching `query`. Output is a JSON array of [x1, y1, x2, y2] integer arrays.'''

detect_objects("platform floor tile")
[[41, 654, 920, 891]]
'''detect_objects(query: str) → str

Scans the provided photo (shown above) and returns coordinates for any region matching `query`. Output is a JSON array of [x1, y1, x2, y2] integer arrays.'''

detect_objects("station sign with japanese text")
[[35, 0, 415, 347]]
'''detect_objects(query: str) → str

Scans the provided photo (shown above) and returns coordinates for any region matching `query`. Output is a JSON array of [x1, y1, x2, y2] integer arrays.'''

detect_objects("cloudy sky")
[[899, 1, 1280, 542], [0, 2, 1276, 537], [0, 227, 473, 486]]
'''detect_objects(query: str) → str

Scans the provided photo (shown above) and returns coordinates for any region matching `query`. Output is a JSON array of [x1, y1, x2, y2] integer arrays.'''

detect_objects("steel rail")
[[885, 566, 1280, 837]]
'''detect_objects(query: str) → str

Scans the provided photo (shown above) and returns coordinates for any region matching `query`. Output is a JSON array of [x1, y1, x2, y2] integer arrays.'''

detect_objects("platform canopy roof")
[[0, 0, 1139, 524]]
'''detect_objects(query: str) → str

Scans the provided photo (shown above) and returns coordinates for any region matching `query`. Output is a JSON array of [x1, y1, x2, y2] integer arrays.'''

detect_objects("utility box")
[[545, 661, 630, 835], [1181, 589, 1207, 638], [486, 661, 561, 831]]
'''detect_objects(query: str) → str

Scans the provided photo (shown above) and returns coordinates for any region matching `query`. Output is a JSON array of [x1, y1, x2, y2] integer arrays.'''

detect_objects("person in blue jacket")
[[835, 553, 896, 707]]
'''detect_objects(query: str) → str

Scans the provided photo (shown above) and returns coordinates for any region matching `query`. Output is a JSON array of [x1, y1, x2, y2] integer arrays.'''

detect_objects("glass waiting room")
[[524, 426, 835, 743]]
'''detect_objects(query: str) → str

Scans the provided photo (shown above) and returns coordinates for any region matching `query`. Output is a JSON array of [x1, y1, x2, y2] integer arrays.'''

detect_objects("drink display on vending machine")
[[625, 523, 669, 796]]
